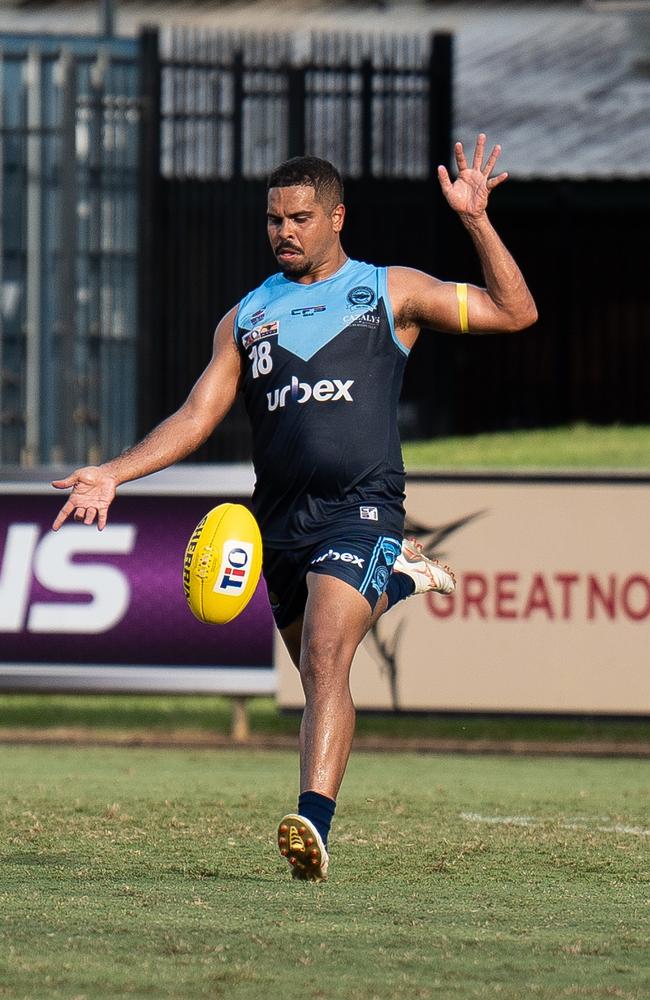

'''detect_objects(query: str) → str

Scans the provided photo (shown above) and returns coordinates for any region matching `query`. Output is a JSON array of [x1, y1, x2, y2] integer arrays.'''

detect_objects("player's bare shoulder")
[[200, 304, 244, 390], [213, 304, 240, 356]]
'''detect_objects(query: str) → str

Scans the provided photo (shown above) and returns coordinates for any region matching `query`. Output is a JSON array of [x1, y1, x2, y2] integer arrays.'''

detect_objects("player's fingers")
[[74, 507, 86, 521], [454, 142, 468, 172], [472, 133, 486, 171], [84, 507, 97, 525], [487, 171, 508, 190], [51, 476, 76, 489], [437, 164, 452, 193], [97, 508, 109, 531], [52, 502, 74, 531], [483, 143, 501, 176]]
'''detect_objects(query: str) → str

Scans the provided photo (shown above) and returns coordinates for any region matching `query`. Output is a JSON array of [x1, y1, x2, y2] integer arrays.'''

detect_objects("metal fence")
[[7, 27, 645, 469], [138, 27, 452, 459], [157, 28, 448, 181], [0, 33, 139, 466], [0, 26, 451, 467]]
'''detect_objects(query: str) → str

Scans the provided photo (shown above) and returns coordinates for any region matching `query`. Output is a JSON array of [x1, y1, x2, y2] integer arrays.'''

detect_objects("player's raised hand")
[[51, 466, 119, 531], [437, 134, 508, 219]]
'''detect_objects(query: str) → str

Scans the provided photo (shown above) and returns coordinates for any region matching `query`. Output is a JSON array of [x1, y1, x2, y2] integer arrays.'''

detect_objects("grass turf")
[[0, 746, 648, 999], [402, 423, 650, 469], [1, 694, 649, 745]]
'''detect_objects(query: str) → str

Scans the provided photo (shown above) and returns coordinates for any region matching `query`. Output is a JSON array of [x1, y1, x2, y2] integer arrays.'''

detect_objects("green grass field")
[[1, 694, 650, 746], [1, 422, 648, 997], [402, 423, 650, 469], [1, 746, 648, 1000]]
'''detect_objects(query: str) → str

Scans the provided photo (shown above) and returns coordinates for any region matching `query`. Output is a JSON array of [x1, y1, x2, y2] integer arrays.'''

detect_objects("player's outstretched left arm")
[[389, 134, 537, 347], [52, 307, 242, 531]]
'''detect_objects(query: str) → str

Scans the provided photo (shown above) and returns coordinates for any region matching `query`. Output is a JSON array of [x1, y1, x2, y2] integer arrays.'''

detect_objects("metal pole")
[[24, 46, 42, 466], [90, 48, 108, 466], [428, 32, 453, 177], [360, 57, 373, 178], [0, 51, 4, 463], [137, 27, 161, 438], [287, 62, 306, 160], [232, 50, 244, 178], [59, 49, 78, 465], [100, 0, 115, 39]]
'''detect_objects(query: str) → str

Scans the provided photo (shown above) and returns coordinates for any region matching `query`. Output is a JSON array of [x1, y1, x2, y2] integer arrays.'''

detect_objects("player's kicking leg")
[[278, 572, 374, 881], [275, 535, 456, 881]]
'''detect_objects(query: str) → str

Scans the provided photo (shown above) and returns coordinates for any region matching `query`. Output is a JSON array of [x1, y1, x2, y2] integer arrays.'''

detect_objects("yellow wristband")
[[456, 282, 469, 333]]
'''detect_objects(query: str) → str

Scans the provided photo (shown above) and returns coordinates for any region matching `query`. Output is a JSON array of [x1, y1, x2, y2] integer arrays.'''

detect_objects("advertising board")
[[278, 473, 650, 715], [0, 466, 274, 692]]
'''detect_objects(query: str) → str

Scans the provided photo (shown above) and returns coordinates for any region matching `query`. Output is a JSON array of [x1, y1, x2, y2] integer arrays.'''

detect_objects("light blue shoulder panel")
[[237, 259, 393, 362], [378, 265, 409, 357]]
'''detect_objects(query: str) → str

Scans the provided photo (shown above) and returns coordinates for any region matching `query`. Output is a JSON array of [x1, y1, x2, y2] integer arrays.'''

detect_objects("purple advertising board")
[[0, 466, 275, 692]]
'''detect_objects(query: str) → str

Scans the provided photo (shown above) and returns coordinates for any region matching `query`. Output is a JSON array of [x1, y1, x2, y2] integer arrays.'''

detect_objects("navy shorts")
[[263, 532, 402, 630]]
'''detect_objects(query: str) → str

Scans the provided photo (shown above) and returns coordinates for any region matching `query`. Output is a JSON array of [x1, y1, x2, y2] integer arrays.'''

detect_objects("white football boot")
[[277, 814, 329, 882], [393, 537, 456, 595]]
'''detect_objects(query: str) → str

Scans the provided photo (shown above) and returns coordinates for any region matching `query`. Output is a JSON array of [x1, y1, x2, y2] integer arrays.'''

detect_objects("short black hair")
[[267, 156, 344, 211]]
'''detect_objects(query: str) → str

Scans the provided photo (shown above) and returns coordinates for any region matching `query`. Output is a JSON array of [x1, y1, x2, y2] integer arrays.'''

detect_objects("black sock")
[[298, 790, 336, 848], [385, 571, 415, 610]]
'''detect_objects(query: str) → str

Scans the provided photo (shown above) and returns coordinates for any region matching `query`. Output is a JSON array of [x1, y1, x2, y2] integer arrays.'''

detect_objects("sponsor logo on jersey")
[[241, 320, 279, 350], [266, 376, 354, 411], [213, 540, 254, 594], [247, 308, 266, 325], [310, 549, 365, 569], [360, 506, 379, 521], [291, 305, 327, 317], [343, 307, 381, 329], [347, 285, 376, 307]]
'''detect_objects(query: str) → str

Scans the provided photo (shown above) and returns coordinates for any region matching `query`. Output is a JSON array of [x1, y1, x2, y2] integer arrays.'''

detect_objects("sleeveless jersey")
[[234, 258, 409, 548]]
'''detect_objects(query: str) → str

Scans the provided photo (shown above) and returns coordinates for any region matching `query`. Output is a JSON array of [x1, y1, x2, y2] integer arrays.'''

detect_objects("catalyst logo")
[[266, 376, 354, 411]]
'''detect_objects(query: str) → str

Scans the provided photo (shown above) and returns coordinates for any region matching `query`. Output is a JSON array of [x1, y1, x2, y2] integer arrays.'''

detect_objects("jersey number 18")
[[249, 341, 273, 378]]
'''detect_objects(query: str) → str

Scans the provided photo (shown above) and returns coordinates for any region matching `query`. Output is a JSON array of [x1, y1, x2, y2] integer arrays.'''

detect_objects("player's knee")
[[301, 632, 339, 670], [300, 632, 352, 686]]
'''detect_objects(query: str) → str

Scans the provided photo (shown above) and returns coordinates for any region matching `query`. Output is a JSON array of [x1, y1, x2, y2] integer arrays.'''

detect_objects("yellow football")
[[183, 503, 263, 624]]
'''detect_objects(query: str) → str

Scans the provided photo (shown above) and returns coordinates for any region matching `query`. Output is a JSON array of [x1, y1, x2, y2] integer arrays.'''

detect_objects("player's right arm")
[[52, 307, 242, 531]]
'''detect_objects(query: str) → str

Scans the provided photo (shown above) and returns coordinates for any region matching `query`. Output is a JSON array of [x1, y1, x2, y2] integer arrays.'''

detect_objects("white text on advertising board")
[[0, 524, 136, 633]]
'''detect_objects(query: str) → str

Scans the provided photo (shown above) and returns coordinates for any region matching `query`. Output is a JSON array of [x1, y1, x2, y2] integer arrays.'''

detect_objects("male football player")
[[53, 135, 537, 881]]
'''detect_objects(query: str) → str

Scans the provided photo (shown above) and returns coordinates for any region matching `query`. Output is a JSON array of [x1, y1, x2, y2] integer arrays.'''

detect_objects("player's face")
[[267, 185, 344, 278]]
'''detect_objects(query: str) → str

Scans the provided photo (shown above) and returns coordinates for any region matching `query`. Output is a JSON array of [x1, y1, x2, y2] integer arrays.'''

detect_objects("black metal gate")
[[137, 27, 453, 460], [137, 27, 650, 457]]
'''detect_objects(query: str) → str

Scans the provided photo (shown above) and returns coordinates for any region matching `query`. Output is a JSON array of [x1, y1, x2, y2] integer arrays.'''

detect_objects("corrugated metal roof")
[[1, 1, 648, 177], [455, 7, 650, 178]]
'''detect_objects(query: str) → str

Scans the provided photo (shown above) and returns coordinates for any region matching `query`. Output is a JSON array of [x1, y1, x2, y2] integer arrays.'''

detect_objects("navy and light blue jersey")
[[234, 258, 409, 548]]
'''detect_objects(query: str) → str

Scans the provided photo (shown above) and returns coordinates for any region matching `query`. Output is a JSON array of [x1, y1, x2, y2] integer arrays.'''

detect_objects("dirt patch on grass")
[[0, 726, 648, 757]]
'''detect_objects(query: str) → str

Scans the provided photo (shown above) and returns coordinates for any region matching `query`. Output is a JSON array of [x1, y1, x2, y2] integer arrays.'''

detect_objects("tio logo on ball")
[[214, 540, 253, 595], [0, 523, 136, 634]]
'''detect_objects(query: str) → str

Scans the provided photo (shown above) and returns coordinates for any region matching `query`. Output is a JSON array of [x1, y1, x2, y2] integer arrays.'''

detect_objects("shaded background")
[[0, 0, 648, 468]]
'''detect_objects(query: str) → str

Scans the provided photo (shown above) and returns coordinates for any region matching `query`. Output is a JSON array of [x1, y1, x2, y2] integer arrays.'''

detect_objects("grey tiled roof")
[[1, 1, 648, 177], [454, 8, 650, 178]]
